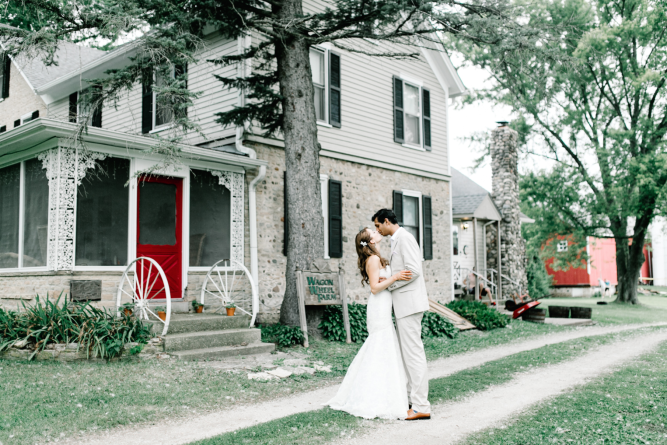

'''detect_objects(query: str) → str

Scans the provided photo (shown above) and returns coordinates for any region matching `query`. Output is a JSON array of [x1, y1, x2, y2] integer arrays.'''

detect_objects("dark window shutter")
[[283, 171, 288, 256], [1, 54, 10, 99], [393, 77, 404, 143], [423, 195, 433, 260], [393, 190, 404, 226], [329, 52, 341, 128], [69, 92, 78, 123], [31, 110, 39, 120], [91, 85, 102, 128], [329, 179, 343, 258], [175, 64, 188, 119], [14, 119, 20, 127], [141, 70, 153, 134], [422, 88, 431, 150], [0, 125, 6, 133]]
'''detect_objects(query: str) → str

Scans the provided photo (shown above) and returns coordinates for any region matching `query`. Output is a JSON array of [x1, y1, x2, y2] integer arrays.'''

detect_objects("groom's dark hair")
[[372, 208, 398, 225]]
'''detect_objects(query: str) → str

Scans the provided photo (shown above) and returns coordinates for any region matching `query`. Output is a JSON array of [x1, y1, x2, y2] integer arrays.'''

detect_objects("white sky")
[[448, 62, 513, 193]]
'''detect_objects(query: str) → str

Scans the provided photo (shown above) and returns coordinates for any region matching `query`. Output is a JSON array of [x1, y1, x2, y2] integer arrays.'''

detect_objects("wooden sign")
[[296, 260, 351, 347]]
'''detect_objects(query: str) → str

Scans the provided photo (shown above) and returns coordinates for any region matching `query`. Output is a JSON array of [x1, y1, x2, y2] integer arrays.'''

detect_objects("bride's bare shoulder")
[[366, 255, 381, 268]]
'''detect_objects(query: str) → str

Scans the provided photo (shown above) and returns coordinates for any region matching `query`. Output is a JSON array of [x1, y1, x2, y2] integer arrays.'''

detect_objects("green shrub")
[[260, 323, 304, 347], [319, 303, 368, 343], [526, 253, 553, 299], [421, 311, 459, 339], [0, 294, 152, 360], [445, 300, 510, 331]]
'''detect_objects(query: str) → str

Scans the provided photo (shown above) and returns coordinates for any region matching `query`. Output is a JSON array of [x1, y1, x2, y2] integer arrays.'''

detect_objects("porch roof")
[[0, 119, 268, 171]]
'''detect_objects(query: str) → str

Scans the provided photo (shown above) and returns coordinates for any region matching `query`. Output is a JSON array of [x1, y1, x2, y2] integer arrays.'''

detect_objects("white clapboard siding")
[[82, 33, 239, 143], [47, 96, 70, 122]]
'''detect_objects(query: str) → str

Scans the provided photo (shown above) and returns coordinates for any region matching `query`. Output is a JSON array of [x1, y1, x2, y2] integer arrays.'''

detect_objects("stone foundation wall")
[[247, 143, 453, 323]]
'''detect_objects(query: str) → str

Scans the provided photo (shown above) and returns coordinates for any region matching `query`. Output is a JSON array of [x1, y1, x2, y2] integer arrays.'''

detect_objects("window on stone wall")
[[75, 157, 130, 267], [0, 160, 49, 269], [189, 169, 231, 267]]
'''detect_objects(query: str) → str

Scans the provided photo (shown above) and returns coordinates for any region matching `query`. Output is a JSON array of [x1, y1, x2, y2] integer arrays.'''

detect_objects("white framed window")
[[310, 48, 327, 124], [402, 190, 422, 248], [154, 66, 175, 131], [393, 76, 432, 150], [309, 47, 341, 128], [557, 240, 568, 252], [0, 159, 49, 270]]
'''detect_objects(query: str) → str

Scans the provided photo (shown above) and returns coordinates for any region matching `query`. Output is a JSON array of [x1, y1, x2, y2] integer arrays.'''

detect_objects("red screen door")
[[136, 176, 183, 299]]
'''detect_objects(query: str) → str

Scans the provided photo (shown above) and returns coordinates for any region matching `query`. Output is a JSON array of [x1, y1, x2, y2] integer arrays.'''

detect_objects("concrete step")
[[163, 328, 262, 352], [147, 313, 251, 334], [169, 342, 275, 361]]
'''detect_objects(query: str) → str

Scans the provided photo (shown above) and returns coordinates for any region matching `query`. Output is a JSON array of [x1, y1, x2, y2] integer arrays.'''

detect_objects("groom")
[[373, 208, 431, 421]]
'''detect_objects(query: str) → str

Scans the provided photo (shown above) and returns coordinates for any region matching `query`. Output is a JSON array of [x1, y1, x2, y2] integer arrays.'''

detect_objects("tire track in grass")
[[63, 322, 667, 445], [341, 330, 667, 445]]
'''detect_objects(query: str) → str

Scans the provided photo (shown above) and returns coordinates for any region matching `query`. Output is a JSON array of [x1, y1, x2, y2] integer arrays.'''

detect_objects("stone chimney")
[[490, 122, 527, 298]]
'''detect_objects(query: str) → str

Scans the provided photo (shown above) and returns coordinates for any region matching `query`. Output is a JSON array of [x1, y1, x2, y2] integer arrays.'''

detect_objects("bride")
[[325, 227, 412, 419]]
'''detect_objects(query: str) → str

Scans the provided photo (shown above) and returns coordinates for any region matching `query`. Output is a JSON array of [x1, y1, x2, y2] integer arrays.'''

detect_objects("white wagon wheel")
[[116, 257, 171, 336], [200, 259, 258, 327]]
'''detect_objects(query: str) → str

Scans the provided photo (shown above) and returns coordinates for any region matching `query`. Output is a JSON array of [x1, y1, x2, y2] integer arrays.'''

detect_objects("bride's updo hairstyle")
[[355, 228, 388, 286]]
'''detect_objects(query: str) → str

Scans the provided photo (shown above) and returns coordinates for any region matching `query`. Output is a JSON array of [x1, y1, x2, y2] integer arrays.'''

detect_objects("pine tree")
[[1, 0, 540, 323]]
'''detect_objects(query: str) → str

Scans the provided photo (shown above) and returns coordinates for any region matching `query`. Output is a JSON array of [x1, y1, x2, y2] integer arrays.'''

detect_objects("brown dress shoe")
[[406, 409, 431, 421]]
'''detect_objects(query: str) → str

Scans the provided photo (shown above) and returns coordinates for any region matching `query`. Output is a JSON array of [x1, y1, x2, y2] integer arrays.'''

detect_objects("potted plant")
[[225, 302, 236, 317], [191, 300, 205, 314], [122, 302, 135, 316], [155, 306, 167, 321]]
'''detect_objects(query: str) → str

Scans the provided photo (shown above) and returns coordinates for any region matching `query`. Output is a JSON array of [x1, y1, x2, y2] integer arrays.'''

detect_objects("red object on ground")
[[513, 301, 541, 319]]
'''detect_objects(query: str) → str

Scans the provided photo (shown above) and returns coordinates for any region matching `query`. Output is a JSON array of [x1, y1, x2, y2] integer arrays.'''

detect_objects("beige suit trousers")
[[395, 312, 431, 413]]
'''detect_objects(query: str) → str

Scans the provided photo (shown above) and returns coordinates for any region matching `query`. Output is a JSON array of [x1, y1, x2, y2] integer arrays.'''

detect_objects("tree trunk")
[[613, 229, 646, 305], [274, 0, 325, 326]]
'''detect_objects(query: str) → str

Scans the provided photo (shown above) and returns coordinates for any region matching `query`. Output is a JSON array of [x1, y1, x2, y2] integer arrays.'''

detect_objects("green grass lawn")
[[189, 327, 666, 445], [539, 295, 667, 324], [464, 339, 667, 445], [0, 300, 660, 445]]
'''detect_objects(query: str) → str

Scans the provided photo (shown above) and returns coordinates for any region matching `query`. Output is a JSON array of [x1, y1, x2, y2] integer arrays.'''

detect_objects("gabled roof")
[[451, 167, 501, 220], [13, 41, 106, 91]]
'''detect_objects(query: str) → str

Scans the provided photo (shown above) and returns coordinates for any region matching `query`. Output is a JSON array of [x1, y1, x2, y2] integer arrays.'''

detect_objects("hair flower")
[[360, 241, 367, 247]]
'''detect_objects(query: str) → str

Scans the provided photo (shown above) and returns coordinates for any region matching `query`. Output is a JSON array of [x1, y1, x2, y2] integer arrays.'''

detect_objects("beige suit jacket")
[[388, 228, 429, 319]]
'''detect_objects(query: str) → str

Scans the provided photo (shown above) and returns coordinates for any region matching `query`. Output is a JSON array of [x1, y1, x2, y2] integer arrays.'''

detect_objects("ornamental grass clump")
[[445, 300, 510, 331], [0, 294, 152, 360]]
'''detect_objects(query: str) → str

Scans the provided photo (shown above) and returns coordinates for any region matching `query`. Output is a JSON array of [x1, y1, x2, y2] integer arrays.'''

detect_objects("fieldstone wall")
[[490, 126, 528, 298], [247, 142, 453, 323]]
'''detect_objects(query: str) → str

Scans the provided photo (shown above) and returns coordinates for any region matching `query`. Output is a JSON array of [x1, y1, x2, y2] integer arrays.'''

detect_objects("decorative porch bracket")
[[210, 170, 245, 265], [39, 148, 107, 271]]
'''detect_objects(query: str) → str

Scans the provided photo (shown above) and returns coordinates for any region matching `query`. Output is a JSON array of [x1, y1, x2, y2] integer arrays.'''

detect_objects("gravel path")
[[64, 322, 667, 445], [339, 329, 667, 445]]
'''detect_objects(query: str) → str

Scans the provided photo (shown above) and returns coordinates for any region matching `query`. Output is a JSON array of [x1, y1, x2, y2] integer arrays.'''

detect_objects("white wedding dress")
[[325, 265, 409, 419]]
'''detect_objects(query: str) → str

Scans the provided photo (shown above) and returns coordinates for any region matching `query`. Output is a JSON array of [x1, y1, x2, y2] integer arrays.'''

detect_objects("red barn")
[[545, 237, 652, 287]]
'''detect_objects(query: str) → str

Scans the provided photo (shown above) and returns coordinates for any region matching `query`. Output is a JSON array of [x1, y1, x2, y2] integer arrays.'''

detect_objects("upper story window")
[[141, 64, 187, 134], [393, 76, 432, 151], [0, 54, 10, 100], [557, 240, 568, 252], [13, 110, 39, 128], [69, 87, 102, 128], [309, 47, 341, 128]]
